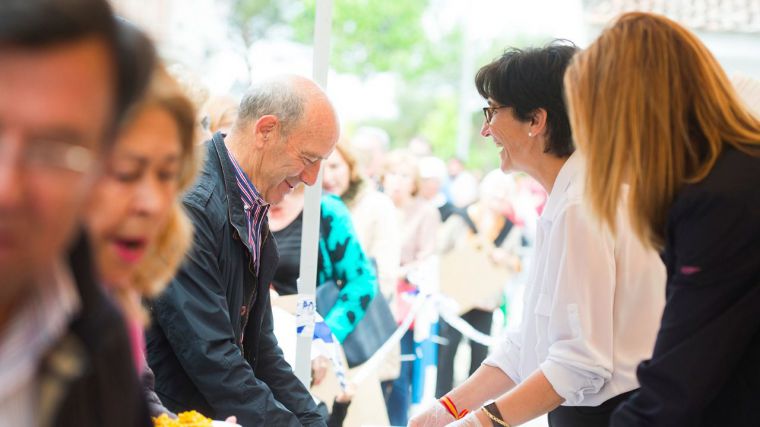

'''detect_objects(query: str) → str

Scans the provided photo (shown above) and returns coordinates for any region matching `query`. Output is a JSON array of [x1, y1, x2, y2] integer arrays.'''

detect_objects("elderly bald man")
[[147, 75, 339, 427]]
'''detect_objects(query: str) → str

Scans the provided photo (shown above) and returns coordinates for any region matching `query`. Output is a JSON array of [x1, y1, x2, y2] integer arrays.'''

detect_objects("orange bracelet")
[[439, 396, 470, 419]]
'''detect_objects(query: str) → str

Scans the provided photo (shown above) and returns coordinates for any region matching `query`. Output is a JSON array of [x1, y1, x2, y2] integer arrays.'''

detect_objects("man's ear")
[[253, 115, 279, 147], [529, 108, 548, 137]]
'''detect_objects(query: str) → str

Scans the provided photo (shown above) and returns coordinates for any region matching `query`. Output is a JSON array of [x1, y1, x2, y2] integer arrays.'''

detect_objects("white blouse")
[[483, 153, 666, 406]]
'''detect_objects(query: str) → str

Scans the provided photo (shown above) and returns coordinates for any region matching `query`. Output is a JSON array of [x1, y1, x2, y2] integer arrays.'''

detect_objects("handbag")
[[316, 280, 396, 367]]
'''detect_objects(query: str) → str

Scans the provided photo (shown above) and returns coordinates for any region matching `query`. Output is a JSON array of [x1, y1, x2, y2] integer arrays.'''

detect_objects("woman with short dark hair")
[[410, 41, 666, 427]]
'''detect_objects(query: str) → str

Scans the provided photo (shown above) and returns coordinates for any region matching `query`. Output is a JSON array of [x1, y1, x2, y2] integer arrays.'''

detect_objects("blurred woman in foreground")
[[84, 65, 198, 417]]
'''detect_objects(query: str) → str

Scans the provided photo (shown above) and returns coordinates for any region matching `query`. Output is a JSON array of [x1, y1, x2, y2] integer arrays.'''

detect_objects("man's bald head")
[[235, 74, 338, 137], [226, 75, 340, 203]]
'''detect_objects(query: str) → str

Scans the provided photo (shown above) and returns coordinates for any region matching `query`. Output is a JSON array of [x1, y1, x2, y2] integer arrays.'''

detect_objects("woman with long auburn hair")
[[565, 12, 760, 426]]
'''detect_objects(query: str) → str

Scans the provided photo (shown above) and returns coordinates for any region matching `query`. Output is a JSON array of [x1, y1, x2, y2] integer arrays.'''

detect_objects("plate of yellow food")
[[153, 411, 241, 427]]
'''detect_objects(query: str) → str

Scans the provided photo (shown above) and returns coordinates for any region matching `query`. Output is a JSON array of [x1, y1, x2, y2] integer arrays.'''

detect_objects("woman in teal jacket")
[[269, 185, 378, 343]]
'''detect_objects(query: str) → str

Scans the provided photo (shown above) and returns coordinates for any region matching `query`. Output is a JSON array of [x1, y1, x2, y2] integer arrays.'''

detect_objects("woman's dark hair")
[[475, 40, 578, 157], [0, 0, 156, 139], [0, 0, 115, 47], [113, 19, 158, 134]]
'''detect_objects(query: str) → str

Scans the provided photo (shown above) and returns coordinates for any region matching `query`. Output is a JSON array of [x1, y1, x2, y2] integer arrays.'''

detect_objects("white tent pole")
[[294, 0, 333, 389]]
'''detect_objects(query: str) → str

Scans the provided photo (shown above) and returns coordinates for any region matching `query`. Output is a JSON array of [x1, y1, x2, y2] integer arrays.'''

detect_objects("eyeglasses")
[[482, 106, 508, 123], [0, 137, 95, 175]]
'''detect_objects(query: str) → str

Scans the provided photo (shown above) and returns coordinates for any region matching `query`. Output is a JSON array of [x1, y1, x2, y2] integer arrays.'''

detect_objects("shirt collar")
[[541, 151, 583, 221], [225, 147, 268, 210]]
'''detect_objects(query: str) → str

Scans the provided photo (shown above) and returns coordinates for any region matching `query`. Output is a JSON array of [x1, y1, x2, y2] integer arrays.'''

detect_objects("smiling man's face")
[[255, 107, 338, 204]]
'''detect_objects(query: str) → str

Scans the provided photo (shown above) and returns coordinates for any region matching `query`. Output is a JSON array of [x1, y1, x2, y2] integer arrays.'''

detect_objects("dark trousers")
[[435, 309, 493, 398], [547, 390, 636, 427], [381, 330, 415, 426]]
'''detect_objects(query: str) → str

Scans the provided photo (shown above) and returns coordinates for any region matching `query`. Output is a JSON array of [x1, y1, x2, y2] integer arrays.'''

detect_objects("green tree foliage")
[[292, 0, 456, 80], [227, 0, 550, 171], [229, 0, 282, 45], [227, 0, 290, 79]]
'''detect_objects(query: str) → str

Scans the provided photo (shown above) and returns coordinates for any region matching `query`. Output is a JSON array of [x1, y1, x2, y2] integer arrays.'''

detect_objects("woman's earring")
[[528, 132, 533, 137]]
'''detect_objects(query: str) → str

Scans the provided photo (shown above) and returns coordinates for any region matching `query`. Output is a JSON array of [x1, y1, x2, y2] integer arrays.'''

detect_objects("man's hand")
[[408, 401, 455, 427], [311, 355, 330, 386], [335, 382, 356, 403]]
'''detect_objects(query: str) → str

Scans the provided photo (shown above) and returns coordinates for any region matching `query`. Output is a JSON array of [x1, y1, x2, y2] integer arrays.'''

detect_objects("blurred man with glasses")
[[0, 1, 155, 425]]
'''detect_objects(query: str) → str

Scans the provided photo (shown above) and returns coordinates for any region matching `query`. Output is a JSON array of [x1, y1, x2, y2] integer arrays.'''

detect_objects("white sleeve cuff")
[[540, 358, 607, 405], [482, 333, 521, 384]]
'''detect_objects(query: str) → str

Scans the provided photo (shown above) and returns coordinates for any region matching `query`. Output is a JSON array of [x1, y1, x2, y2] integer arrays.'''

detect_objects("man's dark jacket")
[[146, 133, 325, 427], [44, 234, 151, 427]]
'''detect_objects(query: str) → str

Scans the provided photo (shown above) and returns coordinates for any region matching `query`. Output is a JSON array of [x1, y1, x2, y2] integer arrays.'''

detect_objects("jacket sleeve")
[[317, 195, 378, 342], [142, 357, 175, 418], [612, 189, 760, 426], [254, 294, 327, 427], [152, 203, 307, 427]]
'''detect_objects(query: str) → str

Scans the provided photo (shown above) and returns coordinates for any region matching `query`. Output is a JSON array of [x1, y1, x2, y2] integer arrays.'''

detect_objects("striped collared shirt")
[[226, 150, 270, 276], [0, 260, 80, 427]]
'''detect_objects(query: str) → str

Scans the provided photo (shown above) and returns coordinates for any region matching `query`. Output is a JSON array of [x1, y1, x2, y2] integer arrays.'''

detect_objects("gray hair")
[[237, 78, 305, 135]]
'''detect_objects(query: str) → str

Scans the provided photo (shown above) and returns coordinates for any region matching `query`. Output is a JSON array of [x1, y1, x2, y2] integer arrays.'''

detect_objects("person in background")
[[0, 0, 155, 425], [383, 150, 442, 283], [323, 141, 404, 400], [166, 63, 212, 143], [204, 94, 239, 135], [268, 183, 378, 344], [418, 155, 477, 228], [349, 126, 391, 188], [448, 168, 480, 209], [408, 136, 433, 157], [435, 169, 524, 399], [269, 183, 377, 426], [564, 12, 760, 426], [146, 75, 338, 427], [381, 149, 441, 426], [84, 64, 198, 418], [322, 142, 401, 298], [410, 41, 666, 427]]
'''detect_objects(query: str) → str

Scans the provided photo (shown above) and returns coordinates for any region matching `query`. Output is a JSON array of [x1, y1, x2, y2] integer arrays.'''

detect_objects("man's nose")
[[300, 160, 321, 186], [0, 137, 26, 212]]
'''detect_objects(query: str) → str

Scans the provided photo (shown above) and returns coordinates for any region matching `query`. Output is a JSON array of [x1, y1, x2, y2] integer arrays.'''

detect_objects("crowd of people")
[[0, 1, 758, 427]]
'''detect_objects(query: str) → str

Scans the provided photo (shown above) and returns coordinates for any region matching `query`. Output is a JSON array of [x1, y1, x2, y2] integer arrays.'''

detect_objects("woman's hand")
[[445, 410, 487, 427], [408, 401, 455, 427]]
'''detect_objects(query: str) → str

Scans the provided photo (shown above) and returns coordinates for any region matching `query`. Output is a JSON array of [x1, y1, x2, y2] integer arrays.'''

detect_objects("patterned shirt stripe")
[[226, 150, 269, 275]]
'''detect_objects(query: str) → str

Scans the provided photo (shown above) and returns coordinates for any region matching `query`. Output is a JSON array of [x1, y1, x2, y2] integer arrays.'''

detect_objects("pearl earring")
[[528, 132, 533, 137]]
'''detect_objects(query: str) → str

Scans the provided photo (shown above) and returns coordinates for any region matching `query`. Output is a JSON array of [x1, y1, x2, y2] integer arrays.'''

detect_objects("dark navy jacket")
[[147, 134, 325, 426], [47, 234, 151, 427], [612, 147, 760, 426]]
